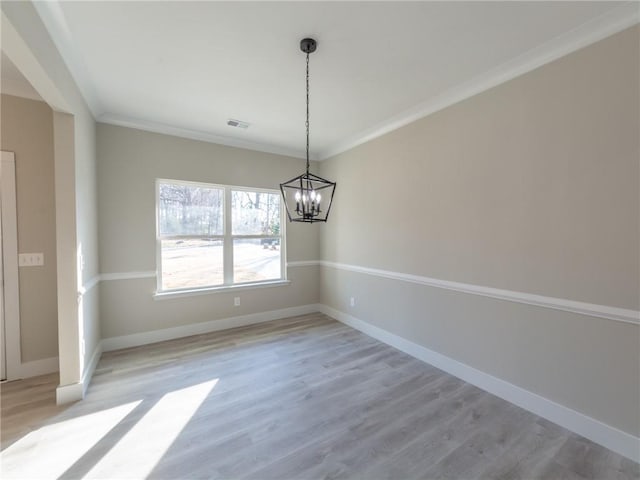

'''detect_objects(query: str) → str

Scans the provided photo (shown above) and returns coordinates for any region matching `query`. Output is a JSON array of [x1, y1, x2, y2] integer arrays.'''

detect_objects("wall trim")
[[33, 1, 637, 162], [56, 381, 83, 405], [287, 260, 321, 268], [93, 263, 640, 324], [318, 304, 640, 462], [153, 280, 291, 300], [319, 3, 640, 159], [97, 113, 311, 160], [100, 270, 156, 281], [18, 356, 59, 378], [79, 274, 100, 295], [319, 261, 639, 325], [81, 341, 103, 397], [101, 303, 321, 352], [97, 263, 318, 283]]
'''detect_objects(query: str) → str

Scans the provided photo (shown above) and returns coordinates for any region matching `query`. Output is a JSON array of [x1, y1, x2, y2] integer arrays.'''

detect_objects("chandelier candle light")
[[280, 38, 336, 223]]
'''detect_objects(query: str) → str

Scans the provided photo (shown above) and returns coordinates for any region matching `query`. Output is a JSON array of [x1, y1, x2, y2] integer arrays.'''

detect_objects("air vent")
[[227, 119, 250, 129]]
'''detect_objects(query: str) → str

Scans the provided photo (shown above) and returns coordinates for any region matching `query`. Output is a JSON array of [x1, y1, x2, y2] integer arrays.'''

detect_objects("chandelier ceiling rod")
[[279, 37, 336, 224], [305, 45, 310, 175]]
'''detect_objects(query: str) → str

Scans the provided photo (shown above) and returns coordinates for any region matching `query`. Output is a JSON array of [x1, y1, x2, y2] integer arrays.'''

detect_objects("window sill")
[[153, 280, 291, 300]]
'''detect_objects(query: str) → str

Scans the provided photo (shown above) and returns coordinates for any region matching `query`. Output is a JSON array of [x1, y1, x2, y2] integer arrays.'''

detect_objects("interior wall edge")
[[81, 340, 102, 397], [55, 381, 83, 405]]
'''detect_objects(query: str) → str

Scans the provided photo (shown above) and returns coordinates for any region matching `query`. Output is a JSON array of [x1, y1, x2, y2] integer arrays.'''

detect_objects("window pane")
[[161, 239, 223, 290], [159, 183, 223, 236], [233, 239, 281, 283], [232, 191, 280, 235]]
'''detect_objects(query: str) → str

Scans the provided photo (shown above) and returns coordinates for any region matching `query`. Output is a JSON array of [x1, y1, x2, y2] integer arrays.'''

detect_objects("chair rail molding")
[[317, 260, 639, 325]]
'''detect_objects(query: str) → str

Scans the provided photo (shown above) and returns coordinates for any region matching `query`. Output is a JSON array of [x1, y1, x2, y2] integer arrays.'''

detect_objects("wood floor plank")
[[1, 313, 637, 480], [477, 418, 571, 480], [211, 374, 459, 479], [242, 381, 482, 480]]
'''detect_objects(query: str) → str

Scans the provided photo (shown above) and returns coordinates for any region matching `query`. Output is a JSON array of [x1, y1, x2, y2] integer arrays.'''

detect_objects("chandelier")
[[280, 38, 336, 223]]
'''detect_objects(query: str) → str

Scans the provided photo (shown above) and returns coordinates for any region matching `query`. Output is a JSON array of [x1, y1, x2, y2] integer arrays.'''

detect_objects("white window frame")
[[155, 178, 287, 296]]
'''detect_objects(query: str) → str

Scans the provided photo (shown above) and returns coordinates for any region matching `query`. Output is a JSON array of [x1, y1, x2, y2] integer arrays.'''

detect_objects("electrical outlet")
[[350, 297, 355, 307], [234, 297, 241, 307], [18, 253, 44, 267]]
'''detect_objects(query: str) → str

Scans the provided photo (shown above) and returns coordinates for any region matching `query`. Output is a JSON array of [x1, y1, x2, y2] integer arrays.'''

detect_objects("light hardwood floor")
[[1, 313, 638, 479]]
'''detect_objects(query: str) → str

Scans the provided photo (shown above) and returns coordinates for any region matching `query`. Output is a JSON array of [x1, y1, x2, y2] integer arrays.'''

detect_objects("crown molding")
[[319, 2, 640, 160], [31, 1, 639, 162], [98, 113, 312, 160], [32, 0, 314, 159], [32, 0, 103, 116]]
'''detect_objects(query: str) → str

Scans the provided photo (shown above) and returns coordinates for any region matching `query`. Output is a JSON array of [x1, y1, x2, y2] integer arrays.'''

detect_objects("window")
[[157, 179, 284, 292]]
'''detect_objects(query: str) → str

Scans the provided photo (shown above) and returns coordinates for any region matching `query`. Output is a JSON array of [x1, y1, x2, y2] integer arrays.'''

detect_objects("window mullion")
[[156, 179, 162, 292], [223, 187, 233, 285]]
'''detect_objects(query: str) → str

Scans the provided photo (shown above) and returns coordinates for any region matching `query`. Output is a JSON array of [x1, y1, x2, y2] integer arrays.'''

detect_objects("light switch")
[[18, 253, 44, 267]]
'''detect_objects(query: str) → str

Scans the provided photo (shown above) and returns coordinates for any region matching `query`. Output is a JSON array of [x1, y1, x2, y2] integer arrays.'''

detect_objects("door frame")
[[1, 151, 22, 380]]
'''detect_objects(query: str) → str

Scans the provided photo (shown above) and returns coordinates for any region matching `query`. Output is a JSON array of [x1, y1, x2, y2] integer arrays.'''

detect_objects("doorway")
[[1, 151, 21, 381]]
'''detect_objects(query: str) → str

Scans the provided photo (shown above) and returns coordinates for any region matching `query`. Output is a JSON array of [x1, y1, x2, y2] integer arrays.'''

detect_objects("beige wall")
[[97, 123, 320, 338], [100, 267, 319, 339], [320, 26, 640, 436], [2, 1, 100, 390], [0, 94, 58, 362]]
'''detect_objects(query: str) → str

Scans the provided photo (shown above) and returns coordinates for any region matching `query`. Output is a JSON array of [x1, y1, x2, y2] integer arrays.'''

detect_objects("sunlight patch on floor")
[[84, 379, 218, 479], [0, 400, 142, 479]]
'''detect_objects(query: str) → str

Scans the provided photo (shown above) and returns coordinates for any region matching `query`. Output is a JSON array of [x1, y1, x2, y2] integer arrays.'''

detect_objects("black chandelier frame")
[[280, 38, 336, 223]]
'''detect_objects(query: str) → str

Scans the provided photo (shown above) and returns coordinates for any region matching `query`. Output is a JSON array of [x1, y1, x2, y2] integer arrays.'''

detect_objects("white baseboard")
[[52, 344, 102, 405], [101, 304, 321, 352], [81, 342, 103, 396], [56, 382, 83, 405], [18, 356, 59, 378], [318, 304, 640, 463]]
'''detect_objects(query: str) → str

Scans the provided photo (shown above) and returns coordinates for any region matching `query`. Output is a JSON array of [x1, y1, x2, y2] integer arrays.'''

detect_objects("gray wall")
[[0, 94, 58, 362], [97, 124, 320, 339], [319, 26, 640, 436]]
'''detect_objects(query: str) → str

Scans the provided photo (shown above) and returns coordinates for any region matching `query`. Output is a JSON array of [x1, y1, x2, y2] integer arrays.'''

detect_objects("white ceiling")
[[33, 1, 638, 159]]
